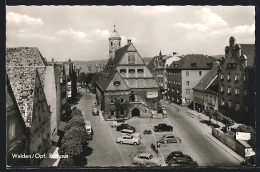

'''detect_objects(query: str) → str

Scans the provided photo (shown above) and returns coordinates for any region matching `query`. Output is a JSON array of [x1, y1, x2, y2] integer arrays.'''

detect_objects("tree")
[[58, 157, 74, 167], [64, 115, 85, 132], [62, 126, 87, 145], [222, 116, 234, 132], [59, 139, 83, 158]]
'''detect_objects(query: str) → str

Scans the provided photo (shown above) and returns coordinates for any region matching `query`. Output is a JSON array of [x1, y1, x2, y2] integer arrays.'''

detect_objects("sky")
[[6, 6, 255, 62]]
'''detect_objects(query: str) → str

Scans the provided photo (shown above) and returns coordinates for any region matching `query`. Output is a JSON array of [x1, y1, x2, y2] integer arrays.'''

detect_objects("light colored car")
[[111, 119, 127, 128], [121, 132, 142, 139], [159, 134, 181, 144], [116, 135, 141, 145], [120, 129, 135, 134], [133, 153, 161, 166]]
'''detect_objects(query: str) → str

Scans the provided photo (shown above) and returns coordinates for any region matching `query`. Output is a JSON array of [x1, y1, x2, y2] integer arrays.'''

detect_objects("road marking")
[[104, 121, 127, 166]]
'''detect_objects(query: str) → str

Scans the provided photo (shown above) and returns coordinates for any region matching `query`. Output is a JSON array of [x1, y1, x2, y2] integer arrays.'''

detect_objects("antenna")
[[113, 21, 116, 31]]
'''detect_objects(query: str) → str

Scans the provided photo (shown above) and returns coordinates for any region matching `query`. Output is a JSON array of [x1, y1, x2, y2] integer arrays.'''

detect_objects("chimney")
[[225, 46, 229, 58], [127, 39, 132, 44]]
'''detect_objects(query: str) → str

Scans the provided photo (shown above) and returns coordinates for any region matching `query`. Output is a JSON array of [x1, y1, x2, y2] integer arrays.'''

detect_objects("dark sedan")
[[165, 151, 191, 163], [116, 123, 136, 132], [168, 157, 198, 167], [154, 123, 173, 132]]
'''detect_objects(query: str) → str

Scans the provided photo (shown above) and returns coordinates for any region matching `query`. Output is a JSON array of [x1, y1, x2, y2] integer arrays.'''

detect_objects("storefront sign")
[[236, 132, 251, 140], [146, 91, 158, 98]]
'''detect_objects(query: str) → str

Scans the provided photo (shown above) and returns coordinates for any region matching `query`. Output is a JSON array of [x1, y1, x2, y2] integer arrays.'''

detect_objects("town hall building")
[[93, 26, 160, 120]]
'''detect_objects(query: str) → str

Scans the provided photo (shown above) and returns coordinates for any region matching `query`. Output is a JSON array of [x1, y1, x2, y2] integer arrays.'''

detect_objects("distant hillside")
[[74, 57, 153, 73]]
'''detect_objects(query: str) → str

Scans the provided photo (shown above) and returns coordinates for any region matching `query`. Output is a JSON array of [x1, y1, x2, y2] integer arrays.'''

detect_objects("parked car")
[[121, 132, 142, 139], [116, 124, 136, 132], [143, 129, 152, 135], [133, 153, 161, 166], [159, 134, 181, 144], [165, 151, 191, 163], [111, 119, 127, 128], [154, 123, 173, 132], [116, 135, 141, 145], [168, 157, 198, 167]]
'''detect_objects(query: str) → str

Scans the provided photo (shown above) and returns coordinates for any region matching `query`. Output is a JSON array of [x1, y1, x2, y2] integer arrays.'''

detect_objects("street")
[[77, 89, 241, 167]]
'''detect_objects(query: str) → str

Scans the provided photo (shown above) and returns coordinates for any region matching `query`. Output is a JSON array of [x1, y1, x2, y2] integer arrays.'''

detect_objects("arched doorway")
[[131, 108, 140, 117]]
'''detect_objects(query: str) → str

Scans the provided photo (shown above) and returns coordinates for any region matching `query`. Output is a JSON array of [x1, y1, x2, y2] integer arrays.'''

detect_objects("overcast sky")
[[6, 6, 255, 61]]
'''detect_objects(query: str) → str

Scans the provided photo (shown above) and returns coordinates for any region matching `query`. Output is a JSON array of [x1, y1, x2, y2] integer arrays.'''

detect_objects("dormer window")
[[129, 69, 135, 74], [228, 101, 232, 108], [235, 88, 239, 95], [120, 69, 126, 74], [138, 69, 144, 73], [191, 63, 197, 67], [114, 81, 121, 86], [221, 85, 224, 92]]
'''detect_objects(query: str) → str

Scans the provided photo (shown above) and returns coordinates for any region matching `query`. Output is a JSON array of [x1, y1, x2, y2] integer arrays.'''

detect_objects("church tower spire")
[[109, 25, 121, 60]]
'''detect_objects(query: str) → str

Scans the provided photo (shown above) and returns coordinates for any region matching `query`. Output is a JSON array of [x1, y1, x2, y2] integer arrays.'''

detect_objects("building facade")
[[218, 36, 255, 125], [6, 77, 29, 166], [94, 27, 160, 120], [193, 65, 219, 112], [147, 51, 181, 100], [166, 54, 215, 106], [6, 47, 53, 166]]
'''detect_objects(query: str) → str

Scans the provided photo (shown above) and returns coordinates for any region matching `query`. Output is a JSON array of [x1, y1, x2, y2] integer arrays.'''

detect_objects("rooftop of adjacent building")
[[168, 54, 216, 70], [193, 65, 219, 94]]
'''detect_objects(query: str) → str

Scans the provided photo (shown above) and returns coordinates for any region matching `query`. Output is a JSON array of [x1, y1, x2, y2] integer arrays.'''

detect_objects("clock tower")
[[109, 25, 121, 60]]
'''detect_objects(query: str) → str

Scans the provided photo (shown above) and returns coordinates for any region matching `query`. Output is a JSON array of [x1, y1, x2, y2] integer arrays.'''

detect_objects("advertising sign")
[[146, 91, 158, 98], [236, 132, 251, 140]]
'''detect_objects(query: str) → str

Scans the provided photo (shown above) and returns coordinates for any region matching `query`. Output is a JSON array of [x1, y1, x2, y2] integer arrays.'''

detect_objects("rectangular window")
[[235, 88, 239, 95], [172, 88, 175, 92], [235, 74, 238, 81], [244, 90, 248, 96], [195, 92, 197, 98], [120, 99, 124, 103], [221, 99, 225, 106], [186, 71, 189, 76], [120, 110, 124, 115], [245, 106, 248, 112], [221, 86, 224, 92], [110, 99, 114, 104], [129, 69, 135, 74], [227, 74, 231, 81], [177, 89, 179, 93], [186, 99, 190, 104], [202, 95, 204, 100], [9, 121, 15, 139], [236, 104, 240, 111], [111, 111, 114, 116], [228, 87, 231, 94], [199, 71, 202, 76], [186, 89, 190, 94], [178, 81, 181, 85], [137, 69, 144, 73], [186, 81, 189, 86], [220, 73, 224, 80], [228, 101, 232, 108], [120, 69, 126, 74]]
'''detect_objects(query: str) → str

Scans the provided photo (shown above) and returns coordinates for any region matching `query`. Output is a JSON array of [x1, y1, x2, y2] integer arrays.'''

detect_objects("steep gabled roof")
[[6, 67, 39, 127], [105, 44, 130, 69], [240, 44, 255, 67], [147, 57, 156, 74], [6, 47, 47, 66], [94, 70, 117, 91], [193, 65, 219, 94], [168, 54, 215, 70]]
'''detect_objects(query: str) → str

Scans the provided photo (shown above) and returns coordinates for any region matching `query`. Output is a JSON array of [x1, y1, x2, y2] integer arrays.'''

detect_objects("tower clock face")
[[113, 40, 118, 45]]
